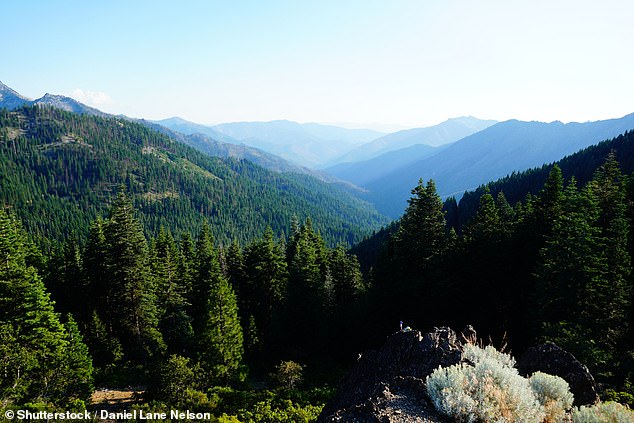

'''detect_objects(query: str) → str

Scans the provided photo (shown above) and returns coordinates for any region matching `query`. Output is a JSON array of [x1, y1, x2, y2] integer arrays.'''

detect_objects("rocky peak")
[[0, 81, 30, 109], [318, 326, 598, 422]]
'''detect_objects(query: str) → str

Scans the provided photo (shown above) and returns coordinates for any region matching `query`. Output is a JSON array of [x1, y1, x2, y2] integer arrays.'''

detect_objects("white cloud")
[[70, 89, 114, 107]]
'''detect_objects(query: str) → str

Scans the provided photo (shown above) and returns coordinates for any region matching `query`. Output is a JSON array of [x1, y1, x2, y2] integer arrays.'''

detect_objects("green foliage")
[[0, 208, 92, 407], [0, 106, 386, 249], [102, 189, 165, 361], [148, 354, 217, 411], [237, 398, 323, 423], [62, 314, 94, 404], [197, 259, 245, 385], [274, 361, 305, 390]]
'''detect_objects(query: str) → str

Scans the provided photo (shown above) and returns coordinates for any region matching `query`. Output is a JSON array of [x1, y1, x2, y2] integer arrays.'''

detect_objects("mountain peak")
[[33, 93, 107, 117], [0, 81, 31, 109]]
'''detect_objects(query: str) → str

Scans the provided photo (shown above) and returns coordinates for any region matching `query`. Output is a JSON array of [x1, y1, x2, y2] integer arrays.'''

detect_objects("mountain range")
[[0, 82, 345, 183], [157, 117, 386, 168], [4, 80, 634, 223], [356, 114, 634, 217], [329, 116, 497, 165], [0, 81, 107, 116], [0, 105, 388, 247]]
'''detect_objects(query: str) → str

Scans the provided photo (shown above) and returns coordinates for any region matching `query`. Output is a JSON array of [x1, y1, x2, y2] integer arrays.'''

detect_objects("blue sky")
[[3, 0, 633, 129]]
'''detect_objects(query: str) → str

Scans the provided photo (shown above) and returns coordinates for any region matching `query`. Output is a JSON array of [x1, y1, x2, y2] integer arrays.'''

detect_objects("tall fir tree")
[[151, 227, 193, 355], [243, 227, 287, 356], [197, 273, 244, 385], [102, 190, 165, 361], [588, 155, 631, 361], [0, 208, 91, 406]]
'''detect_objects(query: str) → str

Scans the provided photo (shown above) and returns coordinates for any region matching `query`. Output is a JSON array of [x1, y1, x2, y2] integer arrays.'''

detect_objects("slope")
[[0, 83, 353, 184], [0, 80, 30, 109], [364, 114, 634, 218], [0, 106, 388, 248], [325, 144, 445, 187], [331, 116, 497, 165], [450, 128, 634, 229], [209, 120, 385, 167]]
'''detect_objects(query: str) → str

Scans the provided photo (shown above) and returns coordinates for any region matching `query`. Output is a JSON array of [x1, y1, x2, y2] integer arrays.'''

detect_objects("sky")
[[2, 0, 633, 130]]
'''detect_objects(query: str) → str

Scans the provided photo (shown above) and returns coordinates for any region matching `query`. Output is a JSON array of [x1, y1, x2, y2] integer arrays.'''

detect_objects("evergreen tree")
[[0, 208, 89, 406], [393, 179, 449, 274], [534, 179, 608, 371], [151, 227, 193, 355], [103, 190, 165, 361], [45, 236, 85, 320], [197, 270, 244, 385], [588, 155, 631, 359], [82, 310, 123, 369], [329, 246, 364, 311], [243, 227, 287, 355], [463, 188, 501, 243], [83, 218, 109, 325], [62, 314, 94, 404], [191, 222, 224, 336]]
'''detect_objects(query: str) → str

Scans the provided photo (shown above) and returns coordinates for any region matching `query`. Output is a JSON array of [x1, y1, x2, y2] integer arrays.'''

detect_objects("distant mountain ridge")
[[0, 81, 30, 109], [0, 81, 108, 116], [331, 116, 497, 165], [325, 144, 447, 187], [0, 105, 388, 247], [158, 118, 386, 168], [361, 114, 634, 217], [450, 128, 634, 229], [0, 82, 352, 183], [140, 119, 352, 185]]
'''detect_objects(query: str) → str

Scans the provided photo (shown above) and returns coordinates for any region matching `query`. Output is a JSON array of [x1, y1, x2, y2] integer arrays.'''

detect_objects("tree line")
[[1, 188, 366, 410], [362, 154, 634, 395]]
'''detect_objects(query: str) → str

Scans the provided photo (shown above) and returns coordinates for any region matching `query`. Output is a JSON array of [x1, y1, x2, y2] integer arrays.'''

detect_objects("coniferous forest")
[[2, 106, 634, 420]]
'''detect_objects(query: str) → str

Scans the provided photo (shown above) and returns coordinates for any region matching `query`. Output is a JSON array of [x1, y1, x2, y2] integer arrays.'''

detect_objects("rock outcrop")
[[517, 342, 599, 406], [318, 327, 462, 422], [318, 327, 599, 422]]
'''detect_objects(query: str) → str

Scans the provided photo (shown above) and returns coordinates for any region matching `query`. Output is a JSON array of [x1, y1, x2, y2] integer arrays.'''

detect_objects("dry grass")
[[91, 388, 144, 408]]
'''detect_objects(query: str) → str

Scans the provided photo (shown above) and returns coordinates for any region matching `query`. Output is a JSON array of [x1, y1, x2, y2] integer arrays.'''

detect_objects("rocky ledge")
[[318, 327, 598, 422]]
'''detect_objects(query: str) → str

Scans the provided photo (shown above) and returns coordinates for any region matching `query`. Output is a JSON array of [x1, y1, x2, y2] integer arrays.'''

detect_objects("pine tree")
[[84, 218, 109, 325], [243, 227, 287, 353], [103, 190, 165, 361], [393, 179, 449, 273], [329, 246, 364, 310], [463, 188, 501, 243], [62, 314, 94, 403], [82, 310, 123, 368], [191, 222, 224, 337], [534, 179, 608, 371], [0, 208, 73, 405], [151, 227, 193, 355], [46, 237, 85, 319], [283, 219, 334, 353], [197, 270, 244, 385], [588, 155, 631, 355]]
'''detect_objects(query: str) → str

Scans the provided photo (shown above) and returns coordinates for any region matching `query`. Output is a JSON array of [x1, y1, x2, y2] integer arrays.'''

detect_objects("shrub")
[[274, 360, 305, 390], [572, 401, 634, 422], [426, 344, 577, 422], [529, 371, 574, 422]]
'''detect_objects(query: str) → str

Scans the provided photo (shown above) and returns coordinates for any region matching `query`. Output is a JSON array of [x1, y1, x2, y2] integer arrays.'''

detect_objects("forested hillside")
[[355, 154, 634, 403], [448, 129, 634, 229], [2, 104, 634, 418], [1, 192, 367, 418], [362, 114, 634, 217], [0, 106, 387, 249]]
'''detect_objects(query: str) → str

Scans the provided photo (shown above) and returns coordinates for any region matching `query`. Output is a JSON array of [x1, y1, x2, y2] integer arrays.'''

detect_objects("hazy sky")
[[3, 0, 633, 129]]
